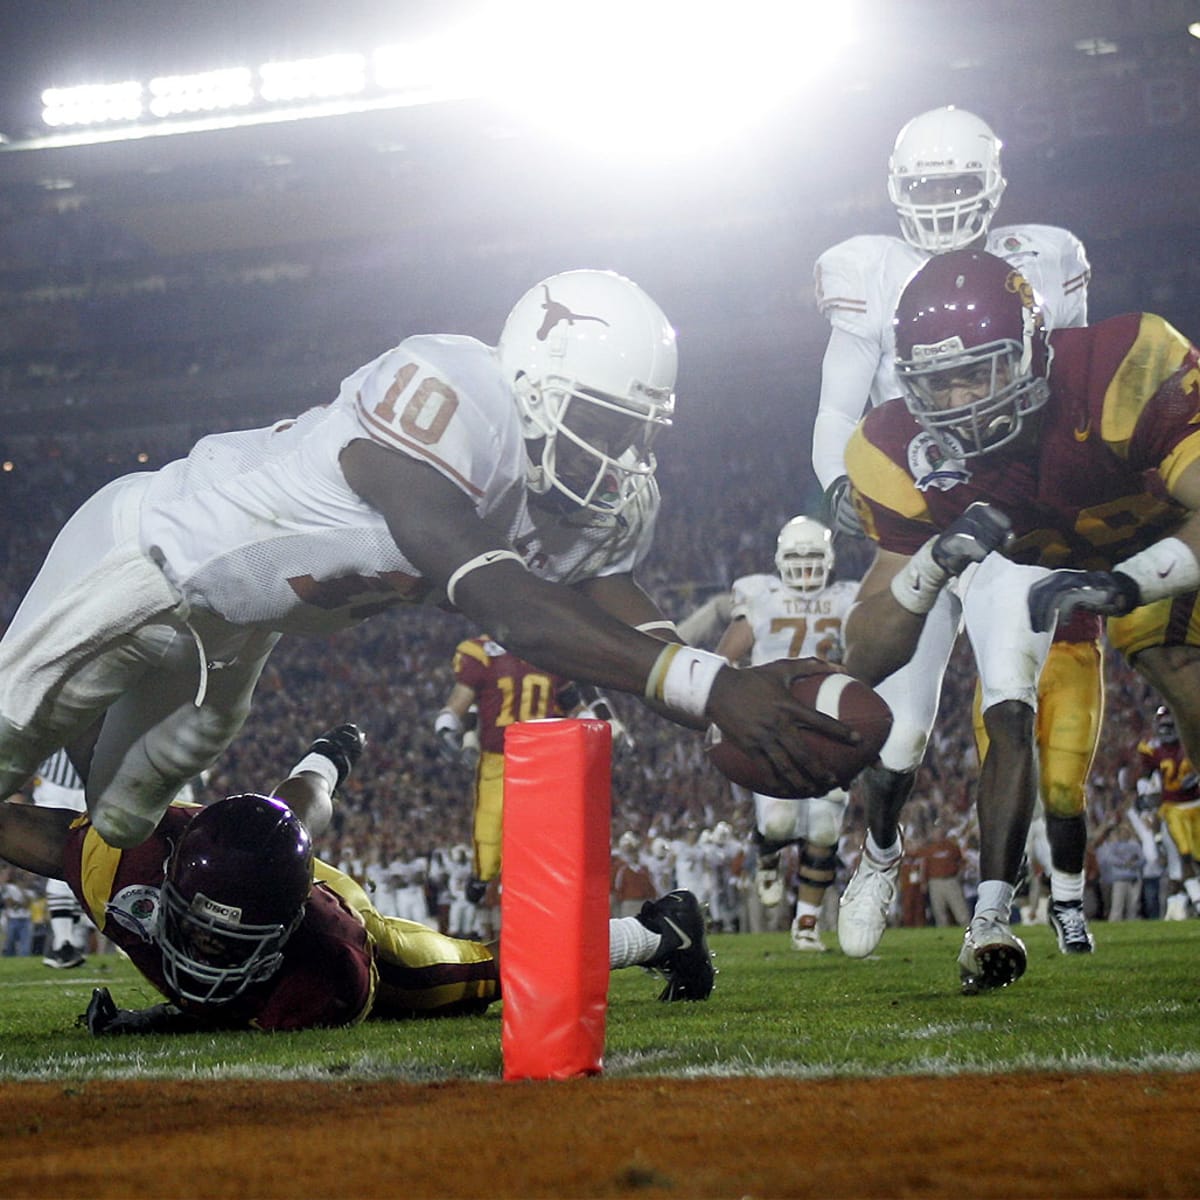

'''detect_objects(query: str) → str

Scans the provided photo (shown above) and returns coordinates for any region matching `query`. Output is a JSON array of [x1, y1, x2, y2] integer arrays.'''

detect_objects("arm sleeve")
[[812, 325, 886, 489]]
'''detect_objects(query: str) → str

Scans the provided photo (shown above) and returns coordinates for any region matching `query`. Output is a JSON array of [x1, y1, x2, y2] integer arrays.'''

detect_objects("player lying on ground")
[[0, 724, 714, 1033]]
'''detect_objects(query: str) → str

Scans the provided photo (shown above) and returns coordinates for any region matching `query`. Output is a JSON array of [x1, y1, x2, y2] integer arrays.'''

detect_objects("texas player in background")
[[436, 634, 587, 895], [714, 516, 859, 952], [842, 248, 1200, 992], [0, 725, 717, 1034], [810, 105, 1101, 963], [1137, 706, 1200, 919]]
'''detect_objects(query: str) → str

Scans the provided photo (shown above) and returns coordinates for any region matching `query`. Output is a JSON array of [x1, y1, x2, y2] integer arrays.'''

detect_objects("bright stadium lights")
[[470, 0, 859, 159], [41, 81, 143, 128], [259, 54, 367, 103], [9, 3, 854, 153], [148, 68, 255, 118]]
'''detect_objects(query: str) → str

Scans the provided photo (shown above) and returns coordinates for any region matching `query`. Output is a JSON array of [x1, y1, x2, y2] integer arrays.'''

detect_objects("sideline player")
[[714, 516, 859, 951], [0, 725, 715, 1033], [811, 105, 1100, 960], [1137, 706, 1200, 919], [437, 635, 582, 896], [0, 269, 852, 854], [841, 247, 1200, 991]]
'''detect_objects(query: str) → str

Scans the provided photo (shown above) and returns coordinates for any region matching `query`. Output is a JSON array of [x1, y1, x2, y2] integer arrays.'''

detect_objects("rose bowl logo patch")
[[106, 885, 161, 943], [907, 431, 970, 492]]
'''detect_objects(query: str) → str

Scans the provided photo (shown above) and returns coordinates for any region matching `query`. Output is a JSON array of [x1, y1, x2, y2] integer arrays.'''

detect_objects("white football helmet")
[[888, 106, 1006, 253], [775, 516, 834, 594], [497, 269, 677, 514]]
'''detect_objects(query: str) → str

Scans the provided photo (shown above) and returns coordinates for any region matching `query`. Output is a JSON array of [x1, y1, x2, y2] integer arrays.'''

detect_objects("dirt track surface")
[[3, 1072, 1199, 1198]]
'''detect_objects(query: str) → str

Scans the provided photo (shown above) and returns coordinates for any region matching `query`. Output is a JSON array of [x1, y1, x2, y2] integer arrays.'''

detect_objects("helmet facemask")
[[516, 374, 671, 514], [897, 335, 1049, 459], [775, 517, 834, 593], [157, 882, 305, 1005]]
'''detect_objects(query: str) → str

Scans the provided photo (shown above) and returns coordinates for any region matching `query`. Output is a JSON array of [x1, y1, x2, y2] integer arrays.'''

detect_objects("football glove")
[[1027, 569, 1141, 633], [78, 987, 201, 1036], [930, 502, 1014, 576], [308, 723, 367, 787], [821, 475, 865, 539]]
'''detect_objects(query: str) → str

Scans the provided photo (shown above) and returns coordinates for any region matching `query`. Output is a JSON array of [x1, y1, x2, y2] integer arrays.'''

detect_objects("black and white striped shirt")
[[35, 749, 83, 791]]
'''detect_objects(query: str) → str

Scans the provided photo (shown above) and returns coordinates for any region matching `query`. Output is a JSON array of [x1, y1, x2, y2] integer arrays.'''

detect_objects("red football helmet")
[[157, 794, 313, 1005], [893, 249, 1051, 458]]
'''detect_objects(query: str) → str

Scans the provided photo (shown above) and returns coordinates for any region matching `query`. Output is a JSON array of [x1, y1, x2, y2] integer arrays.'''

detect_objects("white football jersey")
[[139, 335, 658, 634], [811, 224, 1090, 487], [729, 573, 860, 666]]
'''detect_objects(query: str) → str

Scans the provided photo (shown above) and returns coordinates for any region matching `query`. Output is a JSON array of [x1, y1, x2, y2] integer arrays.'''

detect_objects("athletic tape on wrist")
[[289, 752, 340, 791], [889, 538, 948, 615], [1113, 537, 1200, 604], [643, 644, 726, 720]]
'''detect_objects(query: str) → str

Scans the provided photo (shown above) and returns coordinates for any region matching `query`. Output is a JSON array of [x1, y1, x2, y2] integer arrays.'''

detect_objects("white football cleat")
[[790, 914, 828, 953], [957, 916, 1027, 995], [837, 846, 900, 958]]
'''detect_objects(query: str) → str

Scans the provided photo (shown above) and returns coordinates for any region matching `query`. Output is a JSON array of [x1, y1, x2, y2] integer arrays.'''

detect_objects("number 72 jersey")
[[729, 574, 860, 665]]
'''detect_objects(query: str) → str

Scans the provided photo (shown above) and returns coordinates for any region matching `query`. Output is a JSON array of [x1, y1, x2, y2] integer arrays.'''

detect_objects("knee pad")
[[759, 797, 802, 843], [878, 718, 929, 773], [804, 791, 848, 847]]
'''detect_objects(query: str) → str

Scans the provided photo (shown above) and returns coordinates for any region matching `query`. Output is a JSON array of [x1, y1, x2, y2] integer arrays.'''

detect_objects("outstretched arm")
[[0, 801, 76, 879], [341, 439, 856, 797]]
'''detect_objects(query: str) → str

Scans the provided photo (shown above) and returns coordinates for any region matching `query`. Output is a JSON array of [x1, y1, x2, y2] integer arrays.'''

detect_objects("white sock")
[[794, 899, 821, 921], [865, 831, 901, 863], [50, 915, 76, 951], [974, 880, 1015, 924], [1050, 869, 1085, 904], [608, 916, 661, 969], [1184, 877, 1200, 907]]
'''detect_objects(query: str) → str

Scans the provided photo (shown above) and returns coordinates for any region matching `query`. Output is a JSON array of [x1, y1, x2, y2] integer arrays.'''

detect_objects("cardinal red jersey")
[[452, 635, 576, 754], [1137, 736, 1199, 804], [64, 805, 374, 1030], [845, 313, 1200, 570]]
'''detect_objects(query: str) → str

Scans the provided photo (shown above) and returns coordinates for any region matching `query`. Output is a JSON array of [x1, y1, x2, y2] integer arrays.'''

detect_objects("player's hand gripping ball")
[[706, 669, 892, 797]]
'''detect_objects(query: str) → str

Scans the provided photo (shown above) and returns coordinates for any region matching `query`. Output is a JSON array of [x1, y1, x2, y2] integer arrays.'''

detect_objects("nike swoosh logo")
[[1158, 564, 1174, 579], [661, 914, 692, 951]]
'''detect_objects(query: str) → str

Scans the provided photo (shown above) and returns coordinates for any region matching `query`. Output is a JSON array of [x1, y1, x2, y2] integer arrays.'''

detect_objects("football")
[[705, 670, 892, 798]]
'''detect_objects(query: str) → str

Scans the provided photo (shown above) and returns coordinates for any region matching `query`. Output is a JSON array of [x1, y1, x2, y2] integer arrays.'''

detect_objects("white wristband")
[[889, 538, 949, 615], [644, 644, 726, 720], [289, 752, 340, 792], [434, 708, 463, 736], [1113, 537, 1200, 604], [635, 619, 680, 638]]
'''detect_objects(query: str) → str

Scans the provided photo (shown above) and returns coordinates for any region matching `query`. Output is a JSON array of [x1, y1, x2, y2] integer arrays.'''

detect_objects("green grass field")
[[1, 921, 1197, 1083]]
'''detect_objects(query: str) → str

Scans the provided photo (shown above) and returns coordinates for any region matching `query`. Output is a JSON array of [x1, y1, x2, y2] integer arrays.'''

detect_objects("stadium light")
[[13, 2, 856, 153], [259, 54, 368, 103], [41, 81, 143, 128], [148, 68, 255, 118]]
